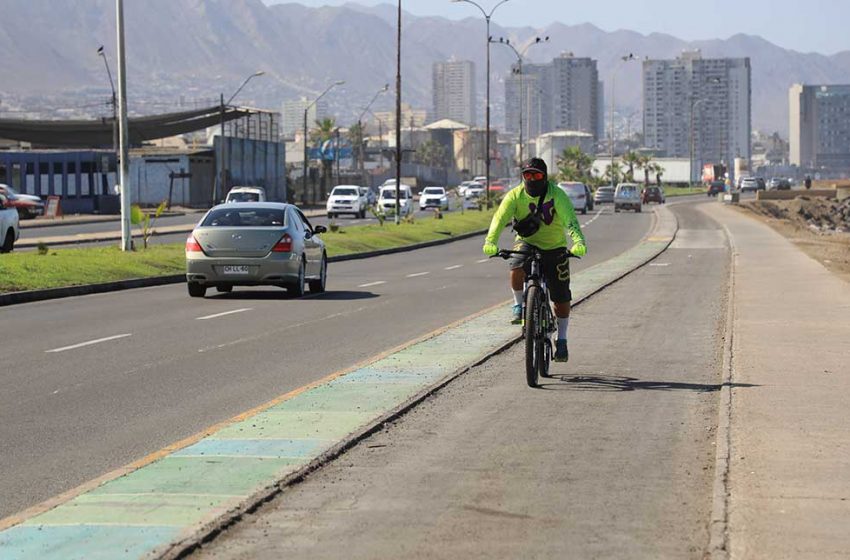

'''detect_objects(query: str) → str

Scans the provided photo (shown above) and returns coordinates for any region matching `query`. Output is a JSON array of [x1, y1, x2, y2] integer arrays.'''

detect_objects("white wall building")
[[535, 131, 595, 171], [432, 60, 477, 127], [643, 50, 751, 181]]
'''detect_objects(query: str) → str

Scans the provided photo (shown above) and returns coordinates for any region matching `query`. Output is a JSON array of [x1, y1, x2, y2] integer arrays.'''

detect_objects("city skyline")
[[264, 0, 849, 56]]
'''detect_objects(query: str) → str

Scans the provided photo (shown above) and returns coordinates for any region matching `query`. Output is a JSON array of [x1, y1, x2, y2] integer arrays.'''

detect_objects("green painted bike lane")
[[0, 207, 678, 560]]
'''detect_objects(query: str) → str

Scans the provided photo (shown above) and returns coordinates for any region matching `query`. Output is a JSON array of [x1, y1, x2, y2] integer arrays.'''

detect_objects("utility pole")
[[115, 0, 131, 252], [395, 0, 402, 224]]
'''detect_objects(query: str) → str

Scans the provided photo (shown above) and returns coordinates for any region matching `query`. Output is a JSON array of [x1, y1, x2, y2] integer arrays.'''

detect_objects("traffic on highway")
[[1, 1, 848, 560]]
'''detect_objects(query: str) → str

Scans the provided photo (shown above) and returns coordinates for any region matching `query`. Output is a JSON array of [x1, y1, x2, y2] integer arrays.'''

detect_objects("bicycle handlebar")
[[490, 248, 580, 260]]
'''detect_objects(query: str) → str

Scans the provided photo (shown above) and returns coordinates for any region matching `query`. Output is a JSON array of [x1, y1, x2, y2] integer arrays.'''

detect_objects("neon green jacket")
[[485, 181, 586, 251]]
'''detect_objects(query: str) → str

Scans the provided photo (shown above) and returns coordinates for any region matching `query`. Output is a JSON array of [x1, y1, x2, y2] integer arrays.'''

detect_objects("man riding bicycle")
[[483, 157, 587, 362]]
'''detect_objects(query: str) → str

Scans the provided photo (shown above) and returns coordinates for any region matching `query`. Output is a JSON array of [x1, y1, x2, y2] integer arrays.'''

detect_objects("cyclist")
[[482, 157, 587, 362]]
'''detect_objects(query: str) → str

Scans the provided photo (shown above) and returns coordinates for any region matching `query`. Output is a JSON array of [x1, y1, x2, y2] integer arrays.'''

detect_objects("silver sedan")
[[185, 203, 327, 298]]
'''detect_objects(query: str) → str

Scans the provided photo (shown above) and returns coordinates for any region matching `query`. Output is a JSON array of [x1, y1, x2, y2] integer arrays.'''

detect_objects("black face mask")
[[524, 176, 548, 198]]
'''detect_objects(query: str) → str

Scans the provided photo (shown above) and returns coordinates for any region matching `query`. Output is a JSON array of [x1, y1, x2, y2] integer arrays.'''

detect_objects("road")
[[0, 203, 651, 519], [192, 200, 729, 559]]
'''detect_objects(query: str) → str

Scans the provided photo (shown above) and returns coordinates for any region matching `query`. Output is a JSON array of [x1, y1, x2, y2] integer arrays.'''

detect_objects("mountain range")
[[1, 0, 849, 135]]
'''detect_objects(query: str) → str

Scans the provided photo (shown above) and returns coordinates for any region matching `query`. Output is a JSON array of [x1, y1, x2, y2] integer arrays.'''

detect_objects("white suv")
[[225, 186, 267, 203], [327, 185, 368, 219], [0, 192, 20, 253]]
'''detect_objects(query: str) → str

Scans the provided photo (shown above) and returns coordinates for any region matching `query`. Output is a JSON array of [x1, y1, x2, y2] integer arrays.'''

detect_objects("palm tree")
[[637, 154, 653, 186], [414, 140, 448, 167], [311, 118, 336, 196], [557, 146, 593, 183], [604, 162, 623, 185], [649, 162, 665, 187], [622, 151, 641, 182], [347, 122, 364, 170]]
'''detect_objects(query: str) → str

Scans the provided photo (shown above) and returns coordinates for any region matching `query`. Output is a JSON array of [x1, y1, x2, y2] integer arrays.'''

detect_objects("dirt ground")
[[736, 197, 850, 283]]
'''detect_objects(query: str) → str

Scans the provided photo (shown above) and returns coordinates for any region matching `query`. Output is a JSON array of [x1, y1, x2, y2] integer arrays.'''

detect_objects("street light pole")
[[491, 36, 549, 166], [690, 98, 707, 185], [609, 53, 636, 189], [357, 84, 390, 175], [97, 46, 117, 157], [452, 0, 511, 206], [395, 0, 402, 224], [115, 0, 132, 252], [302, 80, 345, 206], [215, 71, 265, 204]]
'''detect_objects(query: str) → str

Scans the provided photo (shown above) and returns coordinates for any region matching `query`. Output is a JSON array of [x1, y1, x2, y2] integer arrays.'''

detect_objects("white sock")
[[513, 290, 524, 306], [557, 317, 569, 341]]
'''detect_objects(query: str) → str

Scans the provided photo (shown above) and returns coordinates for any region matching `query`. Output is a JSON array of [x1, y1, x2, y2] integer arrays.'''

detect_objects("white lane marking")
[[444, 265, 463, 271], [196, 308, 253, 321], [406, 272, 430, 278], [650, 263, 670, 267], [358, 281, 387, 288], [582, 208, 604, 227], [476, 259, 489, 264], [47, 333, 132, 354]]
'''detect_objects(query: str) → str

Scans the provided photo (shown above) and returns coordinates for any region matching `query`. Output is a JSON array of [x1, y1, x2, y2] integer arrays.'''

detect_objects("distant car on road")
[[707, 181, 726, 196], [0, 192, 20, 253], [419, 186, 450, 210], [739, 177, 760, 193], [360, 186, 376, 206], [767, 178, 791, 190], [594, 185, 615, 205], [0, 184, 45, 219], [326, 185, 367, 219], [641, 186, 666, 204], [614, 183, 642, 213], [225, 186, 267, 204], [185, 203, 327, 298], [558, 182, 591, 214], [378, 184, 414, 216]]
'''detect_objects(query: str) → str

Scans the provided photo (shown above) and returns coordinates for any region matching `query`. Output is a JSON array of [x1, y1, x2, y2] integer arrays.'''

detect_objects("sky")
[[266, 0, 849, 55]]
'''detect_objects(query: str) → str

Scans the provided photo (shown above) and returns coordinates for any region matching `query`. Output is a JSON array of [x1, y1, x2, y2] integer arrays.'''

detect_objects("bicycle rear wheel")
[[524, 286, 542, 388]]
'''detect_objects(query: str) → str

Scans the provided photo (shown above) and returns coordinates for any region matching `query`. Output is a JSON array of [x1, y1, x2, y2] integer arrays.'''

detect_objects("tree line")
[[556, 146, 665, 188]]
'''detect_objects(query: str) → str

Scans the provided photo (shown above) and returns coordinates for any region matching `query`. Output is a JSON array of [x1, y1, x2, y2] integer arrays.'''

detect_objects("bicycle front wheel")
[[524, 285, 543, 388]]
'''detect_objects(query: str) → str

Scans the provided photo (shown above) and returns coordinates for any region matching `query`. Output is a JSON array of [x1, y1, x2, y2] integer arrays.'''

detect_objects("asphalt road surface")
[[192, 201, 730, 559], [0, 204, 650, 519]]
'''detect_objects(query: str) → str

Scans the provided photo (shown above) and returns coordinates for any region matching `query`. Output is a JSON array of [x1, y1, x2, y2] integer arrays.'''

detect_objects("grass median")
[[663, 185, 707, 197], [0, 209, 494, 294]]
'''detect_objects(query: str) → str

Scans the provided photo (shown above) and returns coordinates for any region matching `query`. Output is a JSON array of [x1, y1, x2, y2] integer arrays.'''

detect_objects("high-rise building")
[[432, 60, 477, 127], [790, 84, 850, 170], [282, 98, 328, 139], [643, 50, 751, 178], [504, 53, 602, 146]]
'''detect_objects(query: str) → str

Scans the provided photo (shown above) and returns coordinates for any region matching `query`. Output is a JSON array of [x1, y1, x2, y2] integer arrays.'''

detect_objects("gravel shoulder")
[[735, 199, 850, 283]]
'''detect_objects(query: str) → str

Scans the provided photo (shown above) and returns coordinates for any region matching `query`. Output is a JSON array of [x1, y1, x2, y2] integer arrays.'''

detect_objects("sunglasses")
[[522, 170, 545, 181]]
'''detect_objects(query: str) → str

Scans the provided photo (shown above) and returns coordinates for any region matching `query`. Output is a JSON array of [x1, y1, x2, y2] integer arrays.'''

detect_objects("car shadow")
[[208, 290, 379, 301], [538, 374, 759, 393]]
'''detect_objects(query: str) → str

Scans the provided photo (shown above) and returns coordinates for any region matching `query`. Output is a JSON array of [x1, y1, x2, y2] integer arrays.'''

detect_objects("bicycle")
[[493, 247, 578, 388]]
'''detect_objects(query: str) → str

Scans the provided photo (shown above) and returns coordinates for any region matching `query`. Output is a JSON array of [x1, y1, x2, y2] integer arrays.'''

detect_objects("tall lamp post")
[[394, 0, 402, 224], [608, 53, 636, 189], [451, 0, 511, 207], [490, 35, 549, 166], [216, 71, 265, 204], [96, 46, 118, 157], [303, 80, 344, 205], [114, 0, 132, 251], [357, 84, 390, 175]]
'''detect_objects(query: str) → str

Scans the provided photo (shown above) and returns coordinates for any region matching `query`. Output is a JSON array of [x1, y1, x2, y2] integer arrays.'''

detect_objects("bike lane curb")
[[0, 207, 678, 560]]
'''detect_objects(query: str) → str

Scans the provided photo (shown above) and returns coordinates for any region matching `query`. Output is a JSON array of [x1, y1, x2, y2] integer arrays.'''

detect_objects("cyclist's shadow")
[[538, 374, 758, 393]]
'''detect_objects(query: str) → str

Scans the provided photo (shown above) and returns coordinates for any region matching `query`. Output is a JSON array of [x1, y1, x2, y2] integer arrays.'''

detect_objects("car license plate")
[[222, 266, 250, 275]]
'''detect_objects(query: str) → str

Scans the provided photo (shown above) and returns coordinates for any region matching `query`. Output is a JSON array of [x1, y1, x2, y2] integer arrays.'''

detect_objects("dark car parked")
[[708, 181, 726, 196]]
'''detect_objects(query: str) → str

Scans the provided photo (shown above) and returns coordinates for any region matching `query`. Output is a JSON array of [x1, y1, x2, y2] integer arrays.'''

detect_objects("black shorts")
[[508, 242, 572, 303]]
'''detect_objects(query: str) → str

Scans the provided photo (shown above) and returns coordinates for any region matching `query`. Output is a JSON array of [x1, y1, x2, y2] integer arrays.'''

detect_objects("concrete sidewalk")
[[701, 203, 850, 559]]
